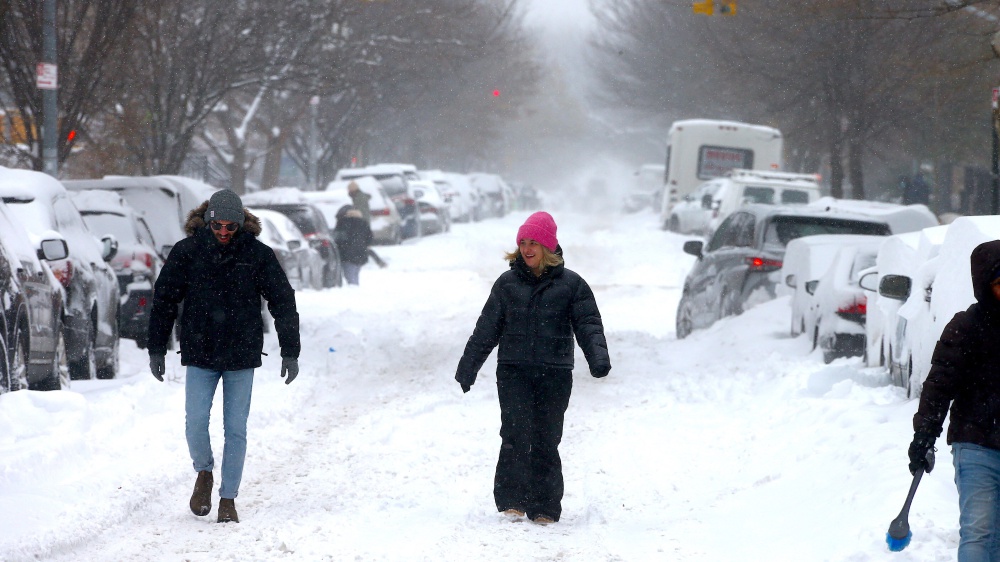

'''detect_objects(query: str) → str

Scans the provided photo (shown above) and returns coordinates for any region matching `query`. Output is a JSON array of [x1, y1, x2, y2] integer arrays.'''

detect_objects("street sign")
[[36, 63, 57, 90]]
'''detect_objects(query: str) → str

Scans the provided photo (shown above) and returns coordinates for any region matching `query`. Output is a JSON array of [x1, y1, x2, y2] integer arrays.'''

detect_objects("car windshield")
[[269, 206, 318, 235], [763, 216, 890, 247], [80, 212, 140, 244]]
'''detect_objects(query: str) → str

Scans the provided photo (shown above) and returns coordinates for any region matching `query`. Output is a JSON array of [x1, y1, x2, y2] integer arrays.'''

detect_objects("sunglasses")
[[210, 221, 239, 232]]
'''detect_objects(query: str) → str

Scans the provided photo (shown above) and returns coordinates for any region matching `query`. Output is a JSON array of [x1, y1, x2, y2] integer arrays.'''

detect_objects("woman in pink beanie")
[[456, 211, 611, 525]]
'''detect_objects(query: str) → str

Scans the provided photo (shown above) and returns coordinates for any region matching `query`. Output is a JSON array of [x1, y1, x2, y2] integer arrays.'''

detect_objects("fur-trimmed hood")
[[184, 201, 262, 237]]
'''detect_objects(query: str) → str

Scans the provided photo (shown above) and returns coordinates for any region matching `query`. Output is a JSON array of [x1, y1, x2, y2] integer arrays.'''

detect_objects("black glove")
[[150, 353, 166, 382], [460, 382, 471, 393], [281, 357, 299, 385], [592, 366, 611, 378], [908, 431, 937, 475]]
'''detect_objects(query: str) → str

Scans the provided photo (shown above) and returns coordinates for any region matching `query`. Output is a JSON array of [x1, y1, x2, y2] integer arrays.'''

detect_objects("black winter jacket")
[[456, 250, 611, 388], [334, 206, 373, 265], [914, 239, 1000, 449], [147, 203, 300, 371]]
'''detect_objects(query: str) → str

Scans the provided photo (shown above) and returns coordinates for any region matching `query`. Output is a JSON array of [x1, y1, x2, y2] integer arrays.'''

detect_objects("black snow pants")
[[494, 364, 573, 521]]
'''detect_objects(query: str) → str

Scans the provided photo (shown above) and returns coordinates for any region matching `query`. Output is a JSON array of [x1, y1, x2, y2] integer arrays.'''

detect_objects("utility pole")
[[309, 95, 319, 191], [40, 0, 58, 177]]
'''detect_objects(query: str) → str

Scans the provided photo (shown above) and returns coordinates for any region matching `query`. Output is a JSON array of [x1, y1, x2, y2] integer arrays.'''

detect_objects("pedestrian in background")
[[455, 211, 611, 525], [147, 189, 300, 524], [347, 180, 371, 222], [909, 239, 1000, 560], [333, 204, 373, 285]]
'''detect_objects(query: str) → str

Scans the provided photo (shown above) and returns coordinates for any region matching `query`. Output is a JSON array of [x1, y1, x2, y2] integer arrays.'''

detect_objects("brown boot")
[[217, 498, 239, 523], [189, 470, 213, 516]]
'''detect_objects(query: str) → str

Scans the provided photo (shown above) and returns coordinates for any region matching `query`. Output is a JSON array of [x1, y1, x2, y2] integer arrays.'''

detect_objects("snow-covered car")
[[242, 190, 343, 288], [336, 163, 423, 239], [313, 178, 403, 245], [666, 179, 722, 234], [676, 204, 891, 339], [440, 172, 480, 222], [706, 169, 821, 234], [0, 168, 121, 380], [781, 234, 887, 339], [0, 197, 68, 392], [468, 172, 512, 218], [250, 208, 324, 290], [859, 224, 947, 381], [61, 175, 218, 258], [876, 216, 1000, 397], [805, 197, 939, 234], [804, 237, 882, 363], [421, 169, 475, 224], [410, 179, 449, 235], [70, 189, 162, 349]]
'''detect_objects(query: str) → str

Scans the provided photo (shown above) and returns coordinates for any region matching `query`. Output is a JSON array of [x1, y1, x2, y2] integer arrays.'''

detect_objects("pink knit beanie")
[[516, 211, 558, 252]]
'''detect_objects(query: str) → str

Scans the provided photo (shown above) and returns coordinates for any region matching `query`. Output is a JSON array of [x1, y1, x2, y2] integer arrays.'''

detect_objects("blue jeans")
[[343, 262, 361, 285], [953, 442, 1000, 562], [185, 366, 254, 499]]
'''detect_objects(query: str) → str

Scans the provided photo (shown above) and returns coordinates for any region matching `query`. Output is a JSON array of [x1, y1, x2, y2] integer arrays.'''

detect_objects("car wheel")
[[904, 356, 915, 399], [812, 326, 819, 351], [96, 332, 119, 380], [10, 328, 29, 391], [35, 324, 69, 391], [676, 295, 694, 339], [68, 320, 97, 381], [0, 332, 8, 394], [719, 290, 742, 319]]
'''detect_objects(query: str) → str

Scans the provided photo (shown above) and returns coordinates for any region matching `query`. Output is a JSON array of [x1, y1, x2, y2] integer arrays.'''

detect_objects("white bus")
[[660, 119, 783, 229]]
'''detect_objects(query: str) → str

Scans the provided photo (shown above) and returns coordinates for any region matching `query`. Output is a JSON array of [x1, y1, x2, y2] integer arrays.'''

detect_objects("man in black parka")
[[456, 211, 610, 525], [910, 239, 1000, 559], [147, 189, 300, 524]]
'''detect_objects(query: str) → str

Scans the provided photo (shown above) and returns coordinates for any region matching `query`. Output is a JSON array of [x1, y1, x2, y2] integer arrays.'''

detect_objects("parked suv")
[[675, 205, 891, 338], [0, 170, 121, 379], [0, 194, 68, 392], [70, 190, 162, 349]]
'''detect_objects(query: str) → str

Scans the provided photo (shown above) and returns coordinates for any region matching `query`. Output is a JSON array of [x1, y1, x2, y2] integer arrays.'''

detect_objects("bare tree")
[[0, 0, 138, 171]]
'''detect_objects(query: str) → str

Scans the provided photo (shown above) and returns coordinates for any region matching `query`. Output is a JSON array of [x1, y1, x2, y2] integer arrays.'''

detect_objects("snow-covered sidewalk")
[[0, 210, 958, 561]]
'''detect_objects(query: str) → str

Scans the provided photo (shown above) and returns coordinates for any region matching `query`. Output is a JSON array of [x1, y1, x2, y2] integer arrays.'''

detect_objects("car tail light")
[[142, 252, 153, 269], [53, 260, 72, 288], [138, 296, 147, 308], [836, 297, 867, 323], [745, 257, 782, 272], [372, 208, 389, 216]]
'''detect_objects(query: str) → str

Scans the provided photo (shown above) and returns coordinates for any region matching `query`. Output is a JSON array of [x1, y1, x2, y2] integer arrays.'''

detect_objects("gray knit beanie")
[[206, 189, 245, 225]]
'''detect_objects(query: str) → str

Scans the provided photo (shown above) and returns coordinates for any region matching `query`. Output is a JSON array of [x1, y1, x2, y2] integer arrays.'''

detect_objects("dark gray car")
[[676, 204, 891, 339]]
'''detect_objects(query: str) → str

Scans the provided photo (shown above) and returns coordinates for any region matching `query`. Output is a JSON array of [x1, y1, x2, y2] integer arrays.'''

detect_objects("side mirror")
[[805, 280, 819, 295], [785, 274, 796, 288], [38, 238, 68, 261], [161, 245, 173, 259], [858, 271, 879, 292], [682, 240, 703, 258], [879, 274, 912, 301], [287, 239, 302, 250], [101, 235, 119, 262]]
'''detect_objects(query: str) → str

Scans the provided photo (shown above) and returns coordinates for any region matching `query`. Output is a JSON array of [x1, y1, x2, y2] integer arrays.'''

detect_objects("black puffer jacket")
[[914, 240, 1000, 449], [333, 205, 373, 265], [147, 202, 300, 371], [456, 250, 610, 388]]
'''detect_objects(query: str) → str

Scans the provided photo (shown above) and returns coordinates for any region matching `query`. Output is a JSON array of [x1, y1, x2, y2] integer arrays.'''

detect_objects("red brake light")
[[372, 208, 389, 216], [53, 260, 72, 288], [837, 299, 867, 316], [746, 257, 782, 272], [143, 252, 153, 269]]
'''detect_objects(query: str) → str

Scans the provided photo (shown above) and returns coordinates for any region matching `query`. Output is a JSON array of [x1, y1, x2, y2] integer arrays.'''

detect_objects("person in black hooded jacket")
[[147, 189, 300, 524], [910, 239, 1000, 559], [456, 211, 611, 525]]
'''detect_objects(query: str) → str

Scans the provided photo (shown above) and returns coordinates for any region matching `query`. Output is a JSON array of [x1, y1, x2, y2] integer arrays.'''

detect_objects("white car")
[[311, 178, 403, 245], [410, 179, 449, 235], [873, 217, 1000, 397], [666, 179, 722, 234], [806, 197, 938, 235], [805, 238, 882, 363], [250, 208, 324, 290], [781, 234, 883, 338]]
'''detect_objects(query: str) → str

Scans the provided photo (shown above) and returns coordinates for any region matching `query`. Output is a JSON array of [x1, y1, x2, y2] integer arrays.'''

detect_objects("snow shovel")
[[886, 448, 935, 552]]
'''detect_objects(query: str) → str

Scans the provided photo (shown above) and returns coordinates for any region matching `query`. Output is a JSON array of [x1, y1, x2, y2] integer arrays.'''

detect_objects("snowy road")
[[0, 209, 958, 561]]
